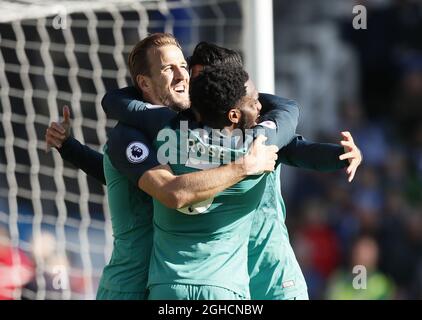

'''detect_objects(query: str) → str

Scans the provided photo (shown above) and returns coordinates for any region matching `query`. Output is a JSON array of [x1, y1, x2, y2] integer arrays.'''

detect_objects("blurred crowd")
[[0, 226, 88, 299], [282, 0, 422, 299]]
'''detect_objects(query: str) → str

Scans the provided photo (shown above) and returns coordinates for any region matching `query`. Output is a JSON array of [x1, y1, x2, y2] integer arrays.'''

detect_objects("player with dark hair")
[[189, 62, 250, 129], [148, 65, 271, 299], [188, 41, 243, 67], [187, 41, 243, 78], [75, 34, 280, 300], [45, 38, 361, 299]]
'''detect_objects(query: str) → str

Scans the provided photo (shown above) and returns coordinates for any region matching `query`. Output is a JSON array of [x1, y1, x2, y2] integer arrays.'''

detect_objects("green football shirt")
[[248, 165, 308, 300], [97, 124, 159, 296], [147, 124, 268, 299], [248, 138, 348, 300]]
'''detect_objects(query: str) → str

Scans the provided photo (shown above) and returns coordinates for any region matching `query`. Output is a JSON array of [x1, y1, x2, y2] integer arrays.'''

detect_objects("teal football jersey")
[[148, 125, 268, 298]]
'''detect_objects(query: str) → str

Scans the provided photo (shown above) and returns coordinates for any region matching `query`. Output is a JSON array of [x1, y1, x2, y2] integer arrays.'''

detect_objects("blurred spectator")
[[326, 181, 360, 264], [295, 199, 341, 280], [378, 189, 422, 300], [341, 0, 422, 120], [277, 0, 422, 300], [352, 166, 383, 233], [326, 235, 395, 300], [24, 231, 71, 299], [293, 232, 326, 299], [0, 226, 34, 300], [394, 60, 422, 142]]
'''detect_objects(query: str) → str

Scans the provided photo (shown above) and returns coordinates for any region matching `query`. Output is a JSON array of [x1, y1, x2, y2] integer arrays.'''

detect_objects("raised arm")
[[101, 86, 176, 140], [45, 106, 106, 185]]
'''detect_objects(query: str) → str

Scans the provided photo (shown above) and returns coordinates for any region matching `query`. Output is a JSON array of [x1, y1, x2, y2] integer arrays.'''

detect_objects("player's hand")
[[339, 131, 362, 182], [45, 105, 71, 152], [244, 135, 278, 175]]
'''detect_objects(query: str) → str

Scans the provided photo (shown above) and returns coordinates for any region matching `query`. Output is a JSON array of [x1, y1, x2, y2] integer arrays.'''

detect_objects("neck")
[[142, 91, 160, 105], [224, 124, 237, 133]]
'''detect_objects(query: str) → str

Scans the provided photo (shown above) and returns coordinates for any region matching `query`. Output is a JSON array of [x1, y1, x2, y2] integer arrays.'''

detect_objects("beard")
[[168, 99, 190, 112], [237, 109, 258, 130], [154, 84, 190, 113]]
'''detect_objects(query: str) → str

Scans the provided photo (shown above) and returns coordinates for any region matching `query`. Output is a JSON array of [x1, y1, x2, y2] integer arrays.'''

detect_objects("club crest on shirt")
[[126, 142, 149, 164]]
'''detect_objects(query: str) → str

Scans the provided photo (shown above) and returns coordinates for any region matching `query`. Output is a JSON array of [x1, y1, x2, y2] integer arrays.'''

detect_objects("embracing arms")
[[138, 136, 277, 208], [106, 124, 278, 209]]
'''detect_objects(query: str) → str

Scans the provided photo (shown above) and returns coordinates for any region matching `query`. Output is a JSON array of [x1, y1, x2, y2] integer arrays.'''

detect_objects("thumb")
[[62, 105, 71, 124]]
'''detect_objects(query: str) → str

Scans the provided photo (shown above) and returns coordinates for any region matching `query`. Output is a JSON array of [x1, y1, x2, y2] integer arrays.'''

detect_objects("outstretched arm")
[[45, 106, 106, 185], [279, 131, 362, 182]]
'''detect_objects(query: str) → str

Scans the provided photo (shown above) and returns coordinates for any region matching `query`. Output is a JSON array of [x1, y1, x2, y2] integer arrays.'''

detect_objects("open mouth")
[[174, 84, 186, 94]]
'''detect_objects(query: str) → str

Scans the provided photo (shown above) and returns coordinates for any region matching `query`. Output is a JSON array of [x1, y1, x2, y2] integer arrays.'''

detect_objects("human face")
[[238, 79, 262, 129], [146, 45, 190, 112]]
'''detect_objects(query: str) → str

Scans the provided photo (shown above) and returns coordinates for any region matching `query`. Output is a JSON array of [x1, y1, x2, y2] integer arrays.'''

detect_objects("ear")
[[136, 74, 151, 92], [227, 108, 241, 124]]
